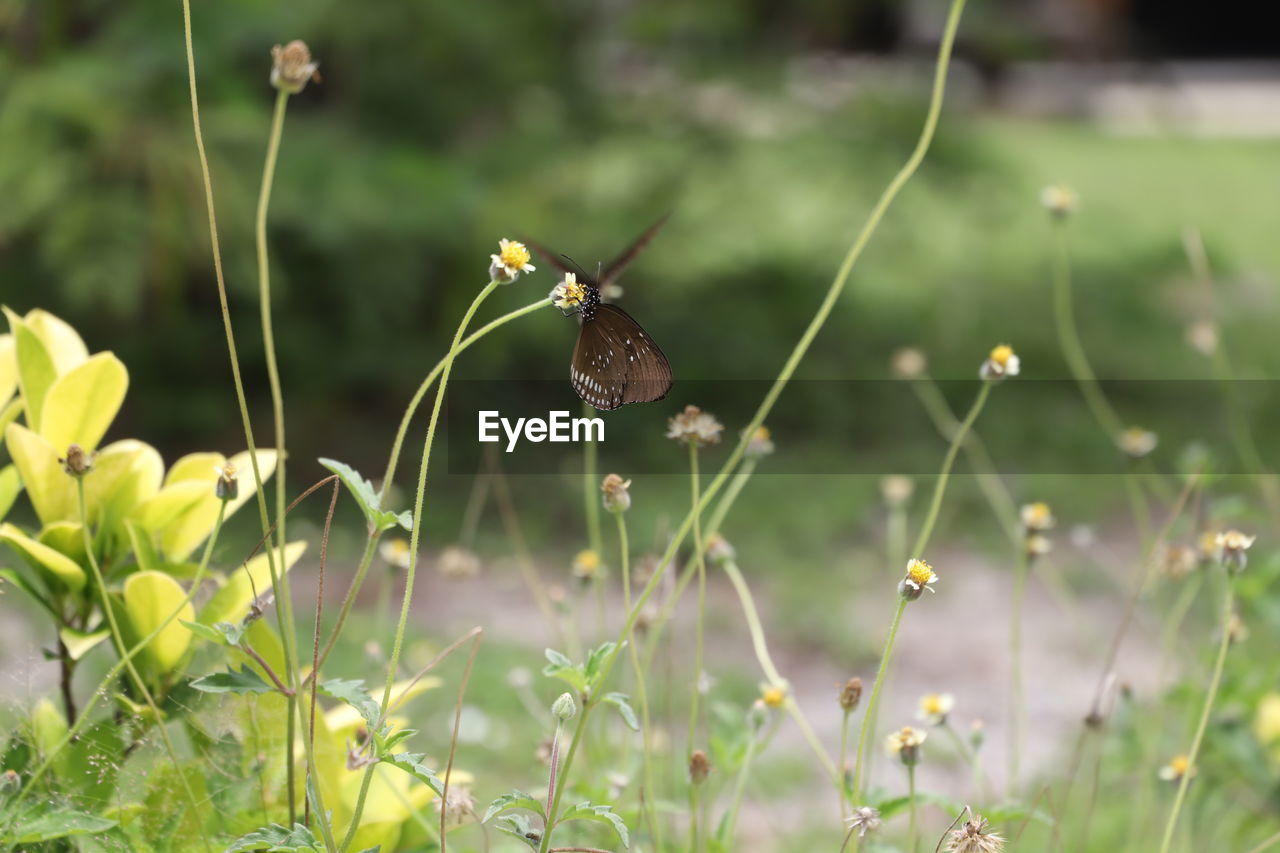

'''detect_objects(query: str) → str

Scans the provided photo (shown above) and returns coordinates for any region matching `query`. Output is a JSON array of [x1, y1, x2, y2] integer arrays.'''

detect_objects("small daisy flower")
[[1158, 754, 1196, 783], [550, 271, 587, 310], [899, 558, 938, 602], [489, 238, 536, 283], [1020, 502, 1055, 532], [1040, 184, 1078, 218], [214, 461, 239, 501], [600, 473, 632, 513], [945, 811, 1006, 853], [917, 692, 955, 726], [980, 344, 1020, 382], [891, 347, 927, 379], [270, 40, 319, 94], [379, 537, 413, 570], [846, 806, 882, 838], [760, 684, 787, 709], [880, 475, 914, 508], [1026, 533, 1052, 558], [572, 548, 602, 582], [1118, 426, 1158, 459], [886, 725, 927, 765], [666, 404, 723, 447], [744, 425, 775, 458], [437, 545, 481, 579], [1215, 529, 1255, 573]]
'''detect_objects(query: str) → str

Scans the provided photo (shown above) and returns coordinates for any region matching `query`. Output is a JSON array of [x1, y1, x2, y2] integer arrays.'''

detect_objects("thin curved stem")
[[178, 0, 297, 817], [686, 444, 708, 852], [907, 764, 919, 853], [850, 598, 907, 811], [910, 381, 992, 559], [1157, 578, 1235, 853], [341, 280, 500, 850], [536, 0, 969, 818]]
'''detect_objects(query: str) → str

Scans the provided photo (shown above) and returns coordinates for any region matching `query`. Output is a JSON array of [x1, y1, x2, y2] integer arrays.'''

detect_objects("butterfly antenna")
[[560, 254, 594, 283]]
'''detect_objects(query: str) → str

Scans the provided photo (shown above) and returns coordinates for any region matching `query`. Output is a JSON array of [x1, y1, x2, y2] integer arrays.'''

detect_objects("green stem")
[[615, 511, 661, 851], [539, 713, 590, 853], [313, 535, 378, 673], [12, 502, 227, 811], [341, 280, 500, 851], [75, 480, 211, 852], [720, 557, 837, 781], [1157, 578, 1236, 853], [723, 726, 762, 843], [907, 764, 918, 853], [537, 0, 968, 816], [910, 381, 992, 559], [177, 0, 297, 817], [838, 709, 852, 817], [583, 401, 602, 555], [850, 597, 907, 811], [686, 443, 707, 851]]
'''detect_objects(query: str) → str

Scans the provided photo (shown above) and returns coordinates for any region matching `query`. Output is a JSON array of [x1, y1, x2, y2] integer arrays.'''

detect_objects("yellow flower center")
[[1170, 755, 1190, 775], [753, 426, 771, 442], [555, 278, 587, 307], [499, 241, 531, 270], [386, 539, 409, 557], [762, 686, 786, 708], [906, 559, 934, 586], [989, 344, 1014, 367], [574, 549, 601, 571], [922, 694, 945, 715]]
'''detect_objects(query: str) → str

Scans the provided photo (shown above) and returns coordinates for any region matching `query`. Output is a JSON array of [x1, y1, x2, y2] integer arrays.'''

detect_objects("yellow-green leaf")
[[0, 521, 85, 592], [38, 521, 87, 566], [86, 439, 164, 538], [4, 422, 75, 526], [4, 307, 58, 433], [0, 333, 16, 405], [59, 626, 111, 661], [156, 450, 277, 561], [164, 452, 225, 486], [0, 463, 22, 522], [39, 352, 128, 452], [23, 309, 89, 375], [31, 697, 71, 777], [123, 570, 193, 672], [198, 541, 306, 626]]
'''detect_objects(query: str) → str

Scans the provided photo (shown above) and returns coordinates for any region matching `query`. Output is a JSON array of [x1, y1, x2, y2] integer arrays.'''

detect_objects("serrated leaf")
[[483, 790, 546, 823], [585, 641, 617, 680], [318, 457, 411, 533], [602, 692, 640, 731], [380, 752, 444, 797], [318, 678, 381, 730], [226, 822, 323, 851], [559, 801, 630, 848], [190, 666, 275, 695], [874, 790, 963, 820], [180, 619, 230, 646], [494, 814, 541, 850], [7, 808, 117, 843]]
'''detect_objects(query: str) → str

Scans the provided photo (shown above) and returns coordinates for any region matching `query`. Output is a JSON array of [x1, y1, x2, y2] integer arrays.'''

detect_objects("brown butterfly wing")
[[599, 213, 671, 288], [571, 304, 672, 411]]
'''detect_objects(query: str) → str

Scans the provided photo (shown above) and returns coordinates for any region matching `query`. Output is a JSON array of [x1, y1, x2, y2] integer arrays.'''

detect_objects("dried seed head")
[[846, 806, 882, 838], [839, 677, 863, 712], [979, 344, 1020, 382], [744, 425, 775, 458], [551, 692, 577, 722], [945, 812, 1006, 852], [600, 473, 632, 514], [666, 404, 723, 447], [436, 785, 476, 827], [270, 40, 319, 94], [891, 347, 927, 379], [688, 749, 711, 784], [59, 444, 94, 478]]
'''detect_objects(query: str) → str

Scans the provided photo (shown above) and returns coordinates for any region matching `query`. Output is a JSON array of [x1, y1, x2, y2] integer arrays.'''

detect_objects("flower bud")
[[705, 534, 735, 564], [688, 749, 711, 784], [1040, 184, 1078, 218], [215, 461, 239, 502], [838, 677, 863, 712], [1216, 529, 1255, 574], [551, 692, 577, 722], [270, 40, 319, 94], [600, 473, 632, 514], [980, 344, 1020, 382], [891, 347, 926, 380], [760, 684, 786, 708], [59, 444, 94, 478]]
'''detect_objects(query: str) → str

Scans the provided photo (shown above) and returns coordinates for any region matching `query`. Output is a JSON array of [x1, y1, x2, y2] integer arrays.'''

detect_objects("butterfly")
[[526, 217, 674, 411]]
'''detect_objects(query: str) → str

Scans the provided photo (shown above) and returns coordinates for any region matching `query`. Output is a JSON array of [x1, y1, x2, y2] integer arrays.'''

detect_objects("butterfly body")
[[529, 217, 675, 412]]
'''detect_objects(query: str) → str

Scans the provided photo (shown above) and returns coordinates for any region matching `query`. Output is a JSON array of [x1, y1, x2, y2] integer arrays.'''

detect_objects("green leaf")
[[0, 332, 16, 404], [59, 626, 111, 660], [4, 306, 59, 433], [981, 801, 1054, 825], [874, 790, 963, 820], [0, 567, 58, 617], [38, 351, 128, 452], [7, 808, 117, 844], [0, 463, 22, 522], [602, 692, 640, 731], [559, 801, 630, 848], [227, 822, 323, 852], [318, 678, 382, 731], [190, 666, 275, 695], [122, 570, 193, 672], [585, 641, 617, 681], [380, 752, 444, 797], [483, 790, 546, 823], [493, 814, 541, 850], [4, 422, 76, 527], [0, 521, 85, 592], [180, 619, 228, 645], [23, 308, 89, 374], [318, 457, 412, 532]]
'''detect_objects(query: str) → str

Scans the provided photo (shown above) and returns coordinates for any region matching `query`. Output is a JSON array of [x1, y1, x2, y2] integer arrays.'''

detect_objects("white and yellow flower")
[[489, 238, 536, 282], [551, 272, 588, 310], [899, 558, 938, 601], [917, 692, 955, 726]]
